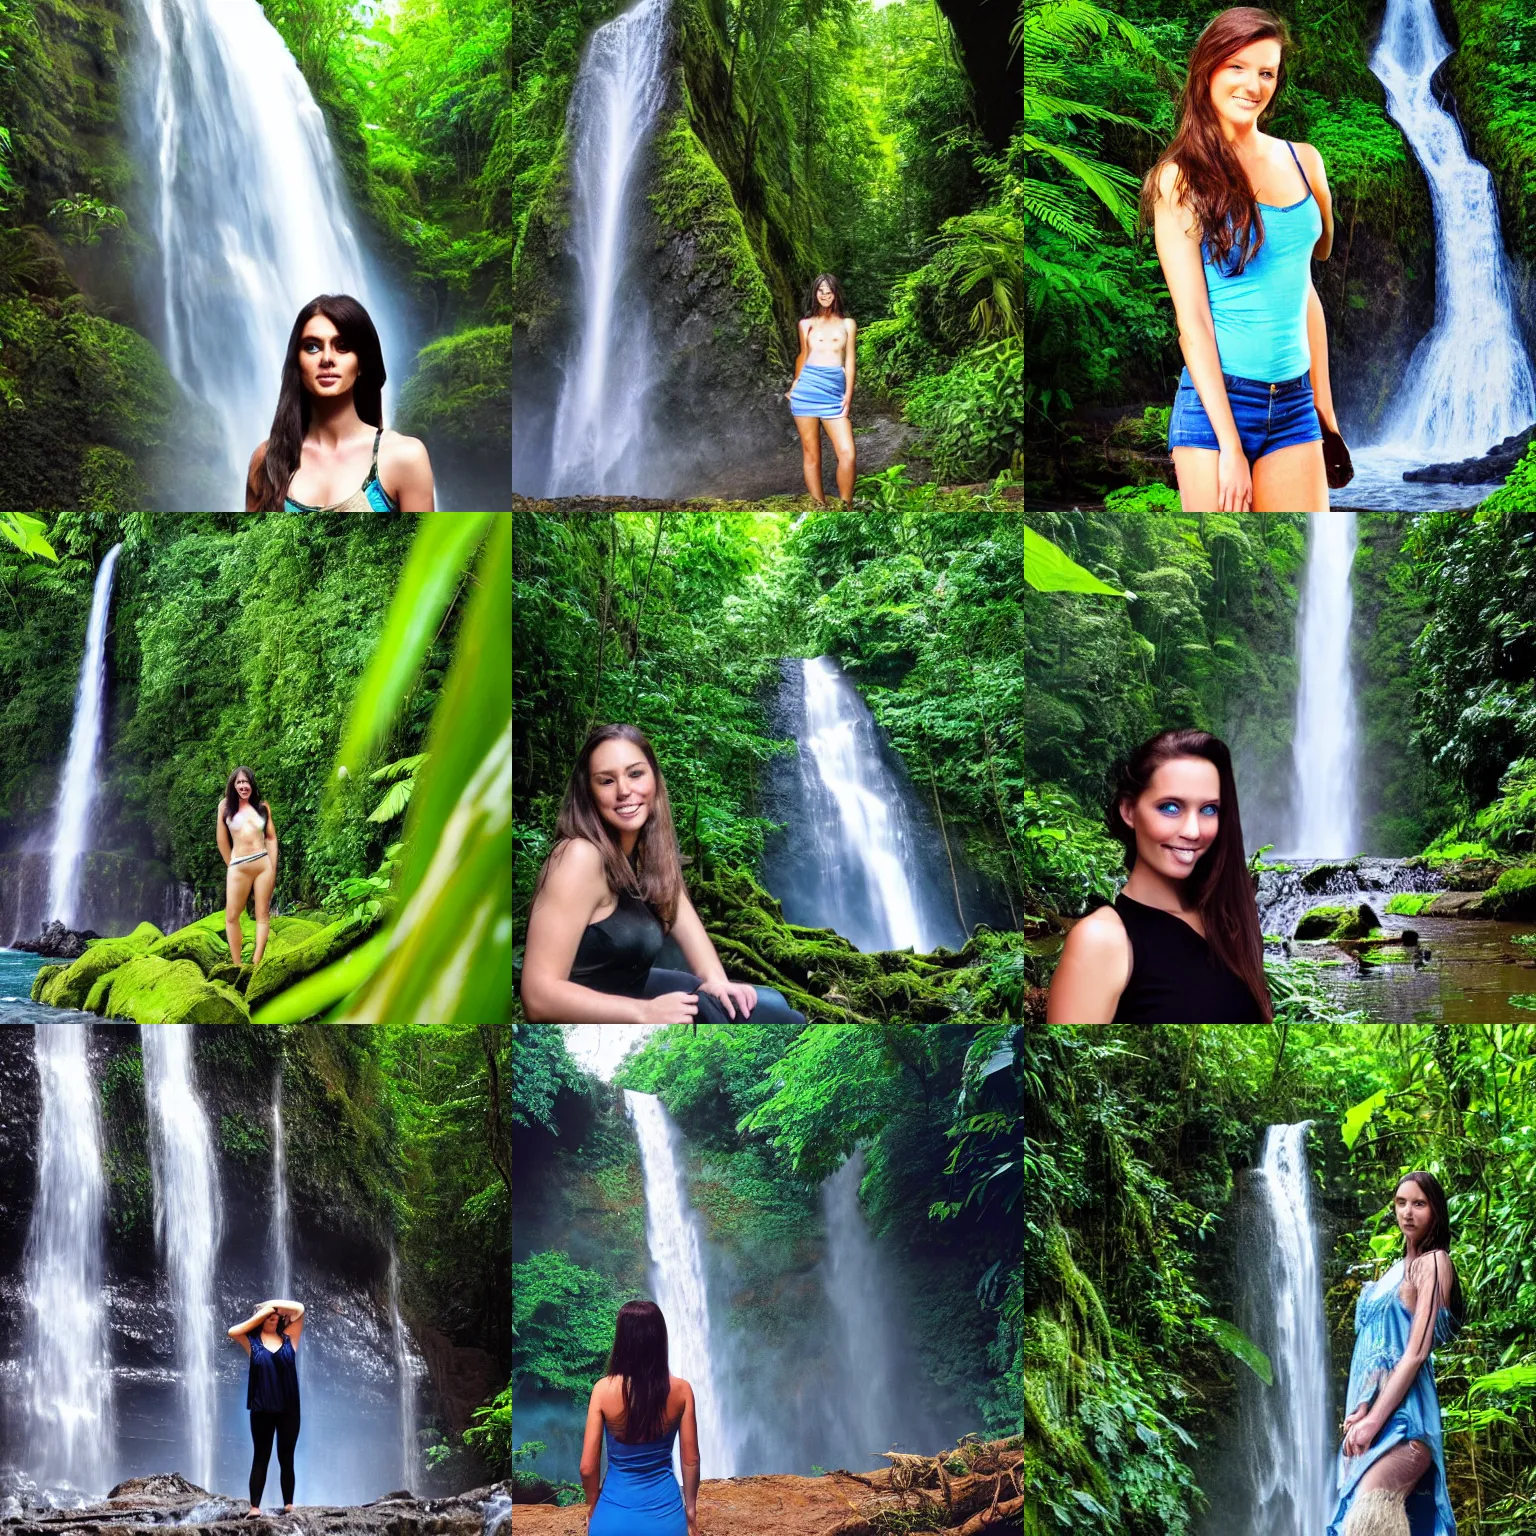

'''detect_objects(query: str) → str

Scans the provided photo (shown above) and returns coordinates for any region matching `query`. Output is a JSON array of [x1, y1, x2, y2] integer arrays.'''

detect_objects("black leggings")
[[249, 1408, 300, 1506], [638, 967, 807, 1023]]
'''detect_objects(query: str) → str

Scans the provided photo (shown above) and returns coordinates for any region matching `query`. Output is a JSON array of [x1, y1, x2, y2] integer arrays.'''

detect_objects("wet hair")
[[252, 294, 388, 511], [803, 272, 846, 318], [534, 724, 684, 929], [606, 1300, 672, 1444], [1106, 728, 1272, 1022], [1138, 7, 1294, 276], [224, 767, 271, 833], [1394, 1171, 1465, 1332]]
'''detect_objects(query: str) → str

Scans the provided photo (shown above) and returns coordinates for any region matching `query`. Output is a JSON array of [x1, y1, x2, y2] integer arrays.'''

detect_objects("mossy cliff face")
[[396, 325, 511, 510]]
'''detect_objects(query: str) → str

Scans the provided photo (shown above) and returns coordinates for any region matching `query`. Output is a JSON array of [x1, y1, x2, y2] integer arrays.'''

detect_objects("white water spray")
[[1370, 0, 1536, 456], [48, 544, 122, 931], [1239, 1123, 1332, 1536], [271, 1068, 291, 1299], [389, 1251, 419, 1490], [141, 1025, 224, 1490], [547, 0, 670, 493], [562, 1025, 663, 1082], [22, 1024, 112, 1491], [624, 1090, 735, 1478], [132, 0, 400, 504], [1289, 515, 1358, 857]]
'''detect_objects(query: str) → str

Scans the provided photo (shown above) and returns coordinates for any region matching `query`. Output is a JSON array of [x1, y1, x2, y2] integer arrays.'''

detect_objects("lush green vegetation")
[[1029, 1024, 1536, 1534]]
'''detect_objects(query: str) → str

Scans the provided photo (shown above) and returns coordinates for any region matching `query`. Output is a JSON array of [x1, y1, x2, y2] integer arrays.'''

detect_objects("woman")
[[1329, 1171, 1461, 1536], [247, 295, 435, 513], [1142, 8, 1344, 512], [520, 724, 806, 1024], [1045, 729, 1271, 1023], [227, 1298, 307, 1515], [785, 274, 857, 507], [580, 1300, 699, 1536], [216, 767, 279, 973]]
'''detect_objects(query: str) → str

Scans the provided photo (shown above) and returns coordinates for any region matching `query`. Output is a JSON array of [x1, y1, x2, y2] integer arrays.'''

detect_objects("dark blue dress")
[[247, 1333, 300, 1412], [589, 1424, 686, 1536]]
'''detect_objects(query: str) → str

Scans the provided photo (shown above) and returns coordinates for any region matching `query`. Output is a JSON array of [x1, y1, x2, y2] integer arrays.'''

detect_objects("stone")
[[1482, 863, 1536, 919], [96, 955, 251, 1024], [148, 924, 233, 976], [1404, 423, 1536, 484], [14, 919, 104, 959], [1426, 889, 1488, 917], [1294, 902, 1380, 941], [246, 912, 379, 1014], [33, 930, 160, 1011]]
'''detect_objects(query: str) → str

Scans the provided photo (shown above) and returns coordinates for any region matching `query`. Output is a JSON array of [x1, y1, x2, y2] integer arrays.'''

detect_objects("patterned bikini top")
[[1345, 1256, 1456, 1412], [284, 428, 400, 513]]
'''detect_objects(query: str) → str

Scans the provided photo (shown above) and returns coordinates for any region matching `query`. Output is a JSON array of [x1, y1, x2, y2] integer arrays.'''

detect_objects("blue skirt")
[[790, 364, 846, 418]]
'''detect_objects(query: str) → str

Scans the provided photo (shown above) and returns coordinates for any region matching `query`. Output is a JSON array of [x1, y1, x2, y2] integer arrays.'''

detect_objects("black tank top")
[[246, 1332, 299, 1413], [570, 890, 664, 995], [1111, 893, 1265, 1023]]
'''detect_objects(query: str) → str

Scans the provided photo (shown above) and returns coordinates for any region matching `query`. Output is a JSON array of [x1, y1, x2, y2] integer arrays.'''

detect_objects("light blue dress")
[[1327, 1256, 1457, 1536], [588, 1423, 686, 1536]]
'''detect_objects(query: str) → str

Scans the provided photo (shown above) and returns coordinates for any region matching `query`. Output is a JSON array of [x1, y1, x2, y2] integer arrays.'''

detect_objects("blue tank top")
[[284, 428, 400, 513], [246, 1332, 300, 1413], [1202, 141, 1323, 382]]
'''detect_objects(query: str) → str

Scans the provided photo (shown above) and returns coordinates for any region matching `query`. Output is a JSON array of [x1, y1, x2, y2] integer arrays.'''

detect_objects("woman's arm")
[[387, 435, 436, 514], [264, 806, 279, 878], [1152, 162, 1251, 512], [1300, 141, 1334, 261], [784, 319, 810, 398], [579, 1383, 605, 1513], [679, 1383, 701, 1530], [841, 318, 857, 417], [1344, 1252, 1453, 1454], [1045, 908, 1131, 1024], [217, 807, 232, 868], [227, 1302, 276, 1338], [668, 887, 756, 1019], [1306, 282, 1339, 434]]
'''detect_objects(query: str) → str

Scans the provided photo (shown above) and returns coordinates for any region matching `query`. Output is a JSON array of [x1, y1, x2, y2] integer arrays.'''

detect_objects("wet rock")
[[1294, 902, 1380, 941], [14, 919, 104, 959], [1404, 423, 1536, 483], [1426, 889, 1488, 917]]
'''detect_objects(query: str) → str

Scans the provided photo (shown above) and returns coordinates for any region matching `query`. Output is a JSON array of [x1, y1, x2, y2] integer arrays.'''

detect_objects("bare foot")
[[283, 1508, 294, 1515], [246, 1509, 261, 1519]]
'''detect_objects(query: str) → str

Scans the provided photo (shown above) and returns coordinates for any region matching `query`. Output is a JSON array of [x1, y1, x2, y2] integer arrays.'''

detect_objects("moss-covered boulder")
[[1300, 860, 1359, 894], [96, 955, 250, 1024], [33, 924, 163, 1010], [396, 327, 510, 510], [29, 964, 64, 1003], [148, 925, 232, 976], [1483, 864, 1536, 918], [1294, 902, 1380, 941], [187, 912, 324, 966], [246, 912, 379, 1015]]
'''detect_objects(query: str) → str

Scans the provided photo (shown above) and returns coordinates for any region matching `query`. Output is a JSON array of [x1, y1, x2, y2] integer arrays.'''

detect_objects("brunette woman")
[[1045, 728, 1272, 1023], [1142, 8, 1345, 512], [785, 274, 857, 506]]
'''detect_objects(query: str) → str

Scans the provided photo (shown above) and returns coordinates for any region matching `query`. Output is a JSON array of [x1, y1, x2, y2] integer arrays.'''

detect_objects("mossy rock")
[[35, 928, 161, 1010], [1483, 864, 1536, 918], [185, 912, 323, 966], [246, 912, 379, 1014], [82, 973, 113, 1017], [1294, 902, 1380, 941], [148, 925, 230, 976], [97, 955, 250, 1025], [29, 964, 64, 1004], [1299, 860, 1360, 893]]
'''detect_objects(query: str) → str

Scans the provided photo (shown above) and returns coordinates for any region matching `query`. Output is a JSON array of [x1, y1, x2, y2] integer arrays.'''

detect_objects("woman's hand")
[[687, 1514, 698, 1536], [1217, 444, 1253, 512], [839, 395, 851, 418], [1341, 1402, 1369, 1432], [699, 979, 757, 1020], [635, 991, 699, 1024], [1342, 1411, 1382, 1458]]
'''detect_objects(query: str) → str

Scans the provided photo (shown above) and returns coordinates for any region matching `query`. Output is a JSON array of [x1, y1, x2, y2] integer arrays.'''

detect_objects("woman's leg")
[[793, 416, 825, 503], [251, 859, 276, 970], [249, 1410, 277, 1511], [822, 417, 856, 504], [276, 1407, 300, 1506], [743, 986, 806, 1024], [1252, 439, 1329, 512], [1171, 447, 1222, 512], [1343, 1440, 1432, 1536], [225, 864, 258, 968]]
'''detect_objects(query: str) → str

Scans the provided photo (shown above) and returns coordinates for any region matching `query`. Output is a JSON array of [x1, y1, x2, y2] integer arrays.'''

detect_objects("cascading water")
[[22, 1025, 112, 1491], [624, 1090, 735, 1479], [388, 1251, 418, 1489], [48, 545, 122, 932], [270, 1068, 291, 1299], [546, 0, 670, 494], [140, 1025, 224, 1490], [132, 0, 401, 505], [1288, 515, 1358, 857], [1229, 1123, 1332, 1536], [1369, 0, 1535, 459]]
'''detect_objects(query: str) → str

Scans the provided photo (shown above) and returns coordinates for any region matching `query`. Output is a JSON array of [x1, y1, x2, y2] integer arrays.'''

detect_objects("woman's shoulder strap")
[[1286, 139, 1315, 199]]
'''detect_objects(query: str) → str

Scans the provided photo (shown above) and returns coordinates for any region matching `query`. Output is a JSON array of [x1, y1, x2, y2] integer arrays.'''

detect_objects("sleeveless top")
[[1327, 1257, 1457, 1536], [1201, 141, 1323, 382], [284, 429, 400, 513], [571, 890, 664, 996], [591, 1423, 685, 1536], [246, 1332, 300, 1413], [1110, 893, 1265, 1023]]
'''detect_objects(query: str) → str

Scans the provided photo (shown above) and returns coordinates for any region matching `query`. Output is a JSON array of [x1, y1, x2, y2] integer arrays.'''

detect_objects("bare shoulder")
[[1064, 903, 1129, 958], [548, 836, 606, 882], [1414, 1249, 1454, 1289], [1155, 159, 1184, 204], [382, 429, 429, 467], [1293, 140, 1328, 178]]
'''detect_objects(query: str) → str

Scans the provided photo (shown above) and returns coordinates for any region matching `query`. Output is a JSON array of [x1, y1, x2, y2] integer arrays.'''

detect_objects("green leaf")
[[1341, 1088, 1389, 1149], [1469, 1364, 1536, 1396], [1203, 1316, 1273, 1386], [1024, 527, 1129, 595]]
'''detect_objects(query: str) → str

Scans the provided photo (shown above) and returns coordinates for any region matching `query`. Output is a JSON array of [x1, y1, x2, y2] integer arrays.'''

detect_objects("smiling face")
[[588, 739, 655, 851], [1120, 757, 1221, 883], [297, 315, 360, 400], [1209, 39, 1280, 135], [1395, 1179, 1432, 1247], [815, 280, 835, 312]]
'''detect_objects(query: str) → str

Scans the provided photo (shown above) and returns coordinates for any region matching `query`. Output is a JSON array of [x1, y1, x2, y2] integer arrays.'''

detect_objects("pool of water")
[[0, 949, 88, 1023]]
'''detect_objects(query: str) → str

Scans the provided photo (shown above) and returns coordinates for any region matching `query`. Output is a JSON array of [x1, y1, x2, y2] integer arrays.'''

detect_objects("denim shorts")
[[1167, 366, 1322, 461]]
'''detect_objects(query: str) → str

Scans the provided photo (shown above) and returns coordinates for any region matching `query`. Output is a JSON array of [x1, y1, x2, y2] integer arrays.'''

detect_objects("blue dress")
[[589, 1423, 686, 1536], [1327, 1257, 1456, 1536]]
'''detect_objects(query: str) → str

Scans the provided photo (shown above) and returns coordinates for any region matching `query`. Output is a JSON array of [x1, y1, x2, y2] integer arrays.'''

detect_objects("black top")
[[1111, 893, 1265, 1023], [569, 890, 664, 996], [246, 1331, 300, 1413]]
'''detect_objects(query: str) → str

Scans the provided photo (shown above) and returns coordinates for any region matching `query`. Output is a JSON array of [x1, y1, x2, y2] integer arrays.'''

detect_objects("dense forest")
[[511, 0, 1023, 493], [1029, 1023, 1536, 1534]]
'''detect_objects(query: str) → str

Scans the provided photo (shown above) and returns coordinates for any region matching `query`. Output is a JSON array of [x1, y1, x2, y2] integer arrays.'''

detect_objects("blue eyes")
[[1157, 802, 1218, 816]]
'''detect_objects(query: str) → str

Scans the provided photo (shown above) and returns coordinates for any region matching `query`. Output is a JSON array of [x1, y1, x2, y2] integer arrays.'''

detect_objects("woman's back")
[[587, 1374, 693, 1536]]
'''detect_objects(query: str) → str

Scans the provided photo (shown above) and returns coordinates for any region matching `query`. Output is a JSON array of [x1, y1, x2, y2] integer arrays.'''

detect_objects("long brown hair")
[[1138, 8, 1293, 275], [803, 272, 846, 318], [535, 724, 685, 929], [224, 766, 270, 832], [1106, 729, 1272, 1022], [251, 294, 387, 512], [606, 1300, 673, 1444], [1394, 1170, 1465, 1331]]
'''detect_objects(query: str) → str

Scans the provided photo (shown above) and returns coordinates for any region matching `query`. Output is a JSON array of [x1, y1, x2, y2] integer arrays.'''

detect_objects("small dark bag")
[[1321, 423, 1354, 489]]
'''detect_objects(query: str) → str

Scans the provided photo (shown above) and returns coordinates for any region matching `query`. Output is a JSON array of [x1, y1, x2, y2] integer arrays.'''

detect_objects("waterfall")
[[271, 1068, 291, 1299], [1289, 515, 1358, 857], [22, 1024, 112, 1491], [1369, 0, 1536, 456], [132, 0, 399, 504], [1235, 1123, 1332, 1536], [388, 1251, 419, 1490], [820, 1150, 901, 1465], [48, 544, 122, 932], [140, 1025, 224, 1490], [624, 1090, 735, 1478], [546, 0, 670, 494]]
